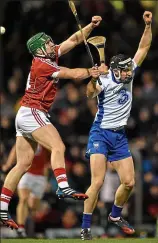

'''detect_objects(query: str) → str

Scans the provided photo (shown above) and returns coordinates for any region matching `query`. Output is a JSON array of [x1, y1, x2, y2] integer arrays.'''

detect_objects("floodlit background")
[[0, 0, 158, 239]]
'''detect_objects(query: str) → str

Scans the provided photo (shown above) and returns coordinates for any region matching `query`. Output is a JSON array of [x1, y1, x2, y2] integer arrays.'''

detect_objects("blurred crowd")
[[1, 0, 158, 238]]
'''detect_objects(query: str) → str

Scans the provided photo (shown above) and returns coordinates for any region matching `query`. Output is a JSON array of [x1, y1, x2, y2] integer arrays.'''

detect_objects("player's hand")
[[1, 164, 9, 172], [90, 65, 100, 79], [98, 63, 109, 75], [143, 11, 152, 25], [91, 16, 102, 28]]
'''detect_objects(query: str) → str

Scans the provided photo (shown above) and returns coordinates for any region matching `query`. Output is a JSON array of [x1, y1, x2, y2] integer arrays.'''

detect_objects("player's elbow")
[[86, 89, 97, 98], [86, 90, 94, 98], [138, 45, 150, 56], [69, 36, 80, 47]]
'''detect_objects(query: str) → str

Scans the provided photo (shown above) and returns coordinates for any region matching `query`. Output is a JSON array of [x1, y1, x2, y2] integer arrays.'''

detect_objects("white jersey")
[[94, 61, 137, 129]]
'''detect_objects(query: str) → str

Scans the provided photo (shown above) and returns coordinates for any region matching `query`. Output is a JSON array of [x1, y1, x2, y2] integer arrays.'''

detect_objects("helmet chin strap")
[[41, 46, 56, 59], [41, 46, 48, 56], [113, 69, 121, 82], [35, 46, 56, 60], [113, 69, 133, 84]]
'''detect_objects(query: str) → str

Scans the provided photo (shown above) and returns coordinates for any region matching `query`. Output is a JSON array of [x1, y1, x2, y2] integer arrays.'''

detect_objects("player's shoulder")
[[32, 57, 60, 76], [132, 59, 138, 71], [34, 57, 59, 69]]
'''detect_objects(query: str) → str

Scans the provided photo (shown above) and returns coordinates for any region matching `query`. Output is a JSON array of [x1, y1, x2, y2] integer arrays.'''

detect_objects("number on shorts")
[[26, 73, 31, 90], [118, 89, 129, 104]]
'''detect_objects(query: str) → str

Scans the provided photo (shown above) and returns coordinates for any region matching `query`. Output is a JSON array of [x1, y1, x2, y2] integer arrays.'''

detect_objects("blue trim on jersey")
[[111, 70, 120, 84], [95, 91, 104, 126], [134, 65, 139, 72]]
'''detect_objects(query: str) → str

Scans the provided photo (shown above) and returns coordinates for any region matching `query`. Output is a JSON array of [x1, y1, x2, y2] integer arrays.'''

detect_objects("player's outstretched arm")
[[56, 66, 99, 81], [134, 11, 152, 67], [59, 16, 102, 56], [1, 144, 16, 172]]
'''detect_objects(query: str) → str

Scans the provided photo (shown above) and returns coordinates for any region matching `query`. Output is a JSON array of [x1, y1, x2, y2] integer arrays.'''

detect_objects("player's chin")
[[49, 53, 56, 60], [121, 77, 132, 84]]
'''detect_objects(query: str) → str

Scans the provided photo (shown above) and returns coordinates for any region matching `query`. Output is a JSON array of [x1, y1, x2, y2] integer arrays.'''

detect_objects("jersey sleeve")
[[133, 59, 138, 71], [55, 45, 61, 59], [38, 60, 60, 80], [96, 74, 108, 91]]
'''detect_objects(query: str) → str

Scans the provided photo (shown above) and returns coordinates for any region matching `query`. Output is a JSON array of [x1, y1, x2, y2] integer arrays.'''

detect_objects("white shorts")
[[15, 106, 51, 139], [18, 172, 47, 199]]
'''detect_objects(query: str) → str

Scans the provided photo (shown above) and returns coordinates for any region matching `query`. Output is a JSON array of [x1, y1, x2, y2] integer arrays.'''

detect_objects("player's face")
[[45, 39, 56, 58], [120, 61, 134, 82], [120, 68, 133, 81]]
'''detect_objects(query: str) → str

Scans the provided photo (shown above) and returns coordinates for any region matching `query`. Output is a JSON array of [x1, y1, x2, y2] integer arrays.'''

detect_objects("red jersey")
[[28, 145, 50, 176], [21, 46, 60, 112]]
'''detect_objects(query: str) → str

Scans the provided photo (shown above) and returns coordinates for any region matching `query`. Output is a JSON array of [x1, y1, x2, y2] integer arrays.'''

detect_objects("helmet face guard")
[[27, 32, 55, 59], [110, 54, 134, 84]]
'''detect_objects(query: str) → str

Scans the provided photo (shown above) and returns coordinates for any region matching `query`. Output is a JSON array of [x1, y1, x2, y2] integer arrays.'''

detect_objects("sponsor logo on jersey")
[[112, 84, 124, 94]]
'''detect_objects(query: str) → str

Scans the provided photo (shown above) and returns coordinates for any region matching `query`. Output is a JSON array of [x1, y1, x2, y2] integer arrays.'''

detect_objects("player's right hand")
[[90, 65, 100, 79], [91, 16, 102, 28], [143, 11, 152, 25]]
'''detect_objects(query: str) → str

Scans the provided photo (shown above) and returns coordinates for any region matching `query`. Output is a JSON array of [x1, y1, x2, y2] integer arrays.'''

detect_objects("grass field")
[[1, 239, 158, 243]]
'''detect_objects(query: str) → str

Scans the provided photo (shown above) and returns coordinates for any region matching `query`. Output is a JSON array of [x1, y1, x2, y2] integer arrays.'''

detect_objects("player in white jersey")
[[81, 11, 152, 240]]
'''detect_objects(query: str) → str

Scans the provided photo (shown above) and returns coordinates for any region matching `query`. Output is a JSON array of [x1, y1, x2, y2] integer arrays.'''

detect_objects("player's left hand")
[[143, 11, 152, 25], [91, 16, 102, 27]]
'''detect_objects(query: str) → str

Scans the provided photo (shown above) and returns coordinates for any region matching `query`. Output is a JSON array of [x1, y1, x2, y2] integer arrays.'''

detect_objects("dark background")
[[0, 0, 158, 239]]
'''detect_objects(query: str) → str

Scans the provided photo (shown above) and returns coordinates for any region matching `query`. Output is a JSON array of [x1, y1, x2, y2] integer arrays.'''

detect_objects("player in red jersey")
[[0, 15, 102, 229], [2, 144, 50, 237]]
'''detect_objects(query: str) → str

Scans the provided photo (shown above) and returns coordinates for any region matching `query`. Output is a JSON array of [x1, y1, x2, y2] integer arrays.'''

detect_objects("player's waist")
[[107, 126, 125, 132], [20, 103, 49, 113], [27, 169, 45, 176], [21, 97, 53, 112], [101, 124, 126, 131], [100, 124, 125, 131], [93, 121, 126, 131]]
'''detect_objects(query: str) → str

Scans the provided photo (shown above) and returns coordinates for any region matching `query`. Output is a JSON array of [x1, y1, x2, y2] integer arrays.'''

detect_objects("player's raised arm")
[[59, 16, 102, 56], [55, 66, 100, 81], [86, 64, 109, 98], [133, 11, 152, 67]]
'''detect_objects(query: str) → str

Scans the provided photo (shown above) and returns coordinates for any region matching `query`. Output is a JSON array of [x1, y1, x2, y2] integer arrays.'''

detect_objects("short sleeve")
[[133, 59, 138, 71], [43, 62, 60, 77], [55, 45, 61, 61], [37, 59, 60, 80]]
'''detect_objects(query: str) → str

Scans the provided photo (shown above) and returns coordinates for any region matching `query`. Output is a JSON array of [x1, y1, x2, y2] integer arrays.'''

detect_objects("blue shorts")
[[86, 125, 131, 162]]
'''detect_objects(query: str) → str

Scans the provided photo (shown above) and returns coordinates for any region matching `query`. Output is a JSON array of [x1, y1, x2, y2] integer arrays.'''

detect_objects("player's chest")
[[105, 81, 131, 95], [103, 82, 132, 104]]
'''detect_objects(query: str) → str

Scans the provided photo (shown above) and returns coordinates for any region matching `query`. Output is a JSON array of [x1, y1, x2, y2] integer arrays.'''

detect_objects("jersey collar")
[[111, 70, 120, 84]]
